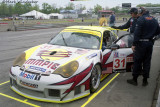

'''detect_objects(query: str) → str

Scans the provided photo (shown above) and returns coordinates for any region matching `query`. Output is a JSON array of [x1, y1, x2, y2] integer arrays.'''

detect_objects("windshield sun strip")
[[62, 29, 102, 38]]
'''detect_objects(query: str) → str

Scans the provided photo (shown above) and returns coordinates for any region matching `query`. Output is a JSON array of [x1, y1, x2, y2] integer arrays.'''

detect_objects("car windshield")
[[49, 32, 100, 49]]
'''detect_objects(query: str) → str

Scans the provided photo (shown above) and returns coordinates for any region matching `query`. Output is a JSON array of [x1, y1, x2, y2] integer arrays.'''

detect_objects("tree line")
[[0, 2, 160, 17], [0, 2, 87, 17]]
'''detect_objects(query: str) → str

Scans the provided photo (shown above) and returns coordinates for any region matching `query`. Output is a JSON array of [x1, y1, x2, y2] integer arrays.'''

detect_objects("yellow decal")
[[25, 45, 41, 60], [62, 29, 102, 37]]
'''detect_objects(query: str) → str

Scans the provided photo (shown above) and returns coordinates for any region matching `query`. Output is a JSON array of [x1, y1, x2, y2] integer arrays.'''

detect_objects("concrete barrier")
[[0, 20, 17, 31]]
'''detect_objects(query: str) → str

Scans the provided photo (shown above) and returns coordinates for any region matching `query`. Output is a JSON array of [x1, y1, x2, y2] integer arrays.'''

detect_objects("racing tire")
[[90, 64, 101, 93]]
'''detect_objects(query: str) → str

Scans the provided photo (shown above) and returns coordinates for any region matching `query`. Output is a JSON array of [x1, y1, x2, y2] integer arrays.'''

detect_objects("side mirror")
[[110, 44, 119, 50]]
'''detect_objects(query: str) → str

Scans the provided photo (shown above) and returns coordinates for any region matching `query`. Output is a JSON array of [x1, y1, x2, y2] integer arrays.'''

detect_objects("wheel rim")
[[91, 66, 101, 89]]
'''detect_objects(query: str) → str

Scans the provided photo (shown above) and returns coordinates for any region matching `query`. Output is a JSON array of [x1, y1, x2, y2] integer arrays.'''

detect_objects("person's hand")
[[111, 26, 118, 29], [131, 46, 135, 52]]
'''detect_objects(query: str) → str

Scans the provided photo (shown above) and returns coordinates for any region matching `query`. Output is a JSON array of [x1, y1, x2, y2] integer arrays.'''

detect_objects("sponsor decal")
[[145, 17, 153, 20], [127, 57, 133, 62], [20, 80, 38, 88], [75, 49, 89, 54], [29, 66, 46, 72], [24, 59, 60, 70], [114, 52, 119, 58], [119, 53, 126, 57], [19, 71, 41, 81], [87, 53, 97, 59], [37, 49, 72, 61]]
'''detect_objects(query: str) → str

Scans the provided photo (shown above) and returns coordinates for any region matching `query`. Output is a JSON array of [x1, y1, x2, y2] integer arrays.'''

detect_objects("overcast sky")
[[1, 0, 160, 9], [37, 0, 160, 9]]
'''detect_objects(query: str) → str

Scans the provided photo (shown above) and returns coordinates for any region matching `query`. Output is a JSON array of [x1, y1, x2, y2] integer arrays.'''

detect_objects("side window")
[[116, 34, 133, 48], [103, 31, 112, 47], [110, 32, 117, 42]]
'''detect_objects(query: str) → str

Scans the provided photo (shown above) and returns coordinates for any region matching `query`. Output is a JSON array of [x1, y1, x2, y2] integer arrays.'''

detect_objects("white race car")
[[10, 26, 133, 103]]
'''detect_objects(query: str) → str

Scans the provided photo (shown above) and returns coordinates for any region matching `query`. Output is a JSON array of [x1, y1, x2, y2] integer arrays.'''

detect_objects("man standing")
[[109, 12, 116, 27], [99, 15, 107, 26], [127, 7, 160, 86], [111, 8, 139, 34]]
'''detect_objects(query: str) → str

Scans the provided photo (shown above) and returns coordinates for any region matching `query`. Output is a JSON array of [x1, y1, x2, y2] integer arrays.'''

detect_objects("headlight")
[[53, 61, 79, 78], [13, 52, 26, 67]]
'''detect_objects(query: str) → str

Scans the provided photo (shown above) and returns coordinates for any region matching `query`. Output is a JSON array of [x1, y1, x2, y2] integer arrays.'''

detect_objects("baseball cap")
[[129, 8, 138, 14]]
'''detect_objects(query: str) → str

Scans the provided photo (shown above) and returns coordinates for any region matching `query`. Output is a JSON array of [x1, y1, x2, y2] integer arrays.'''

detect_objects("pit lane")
[[0, 26, 160, 107]]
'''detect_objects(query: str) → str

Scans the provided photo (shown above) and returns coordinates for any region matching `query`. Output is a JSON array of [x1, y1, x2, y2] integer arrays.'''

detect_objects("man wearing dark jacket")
[[112, 8, 139, 33], [109, 12, 116, 27], [127, 7, 160, 86]]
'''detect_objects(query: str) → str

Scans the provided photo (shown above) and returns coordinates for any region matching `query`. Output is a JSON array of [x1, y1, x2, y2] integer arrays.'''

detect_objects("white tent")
[[48, 13, 64, 19], [20, 10, 49, 19]]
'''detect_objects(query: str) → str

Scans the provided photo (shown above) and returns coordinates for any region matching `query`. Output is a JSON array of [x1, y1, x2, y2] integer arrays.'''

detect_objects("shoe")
[[127, 79, 138, 86], [142, 78, 148, 86]]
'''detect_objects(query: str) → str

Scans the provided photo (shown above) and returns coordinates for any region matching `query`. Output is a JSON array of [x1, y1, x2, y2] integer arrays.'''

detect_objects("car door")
[[102, 34, 134, 74]]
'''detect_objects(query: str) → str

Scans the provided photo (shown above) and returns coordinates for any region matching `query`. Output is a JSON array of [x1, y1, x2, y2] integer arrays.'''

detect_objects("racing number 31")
[[113, 58, 126, 69]]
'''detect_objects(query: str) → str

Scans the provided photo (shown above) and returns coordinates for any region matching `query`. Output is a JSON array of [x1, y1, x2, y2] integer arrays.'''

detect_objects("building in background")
[[48, 13, 64, 19], [60, 10, 78, 19], [20, 10, 49, 19], [98, 10, 114, 18]]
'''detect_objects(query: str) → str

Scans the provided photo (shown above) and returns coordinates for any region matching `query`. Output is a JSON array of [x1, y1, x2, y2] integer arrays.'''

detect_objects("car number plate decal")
[[113, 57, 126, 69]]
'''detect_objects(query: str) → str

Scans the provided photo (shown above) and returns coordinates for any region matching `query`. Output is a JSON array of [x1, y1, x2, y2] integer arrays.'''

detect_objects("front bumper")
[[10, 76, 90, 103]]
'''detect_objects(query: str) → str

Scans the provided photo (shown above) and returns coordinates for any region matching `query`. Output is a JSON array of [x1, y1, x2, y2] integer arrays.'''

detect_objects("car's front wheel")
[[90, 64, 101, 93]]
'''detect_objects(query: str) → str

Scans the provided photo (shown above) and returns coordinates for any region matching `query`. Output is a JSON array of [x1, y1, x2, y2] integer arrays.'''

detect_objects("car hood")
[[22, 44, 96, 74]]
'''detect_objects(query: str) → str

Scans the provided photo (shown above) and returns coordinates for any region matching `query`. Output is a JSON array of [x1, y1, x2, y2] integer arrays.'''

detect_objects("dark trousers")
[[133, 41, 153, 78]]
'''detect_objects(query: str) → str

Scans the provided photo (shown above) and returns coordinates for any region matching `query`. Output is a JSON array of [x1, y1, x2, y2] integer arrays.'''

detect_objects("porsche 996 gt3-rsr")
[[9, 26, 133, 103]]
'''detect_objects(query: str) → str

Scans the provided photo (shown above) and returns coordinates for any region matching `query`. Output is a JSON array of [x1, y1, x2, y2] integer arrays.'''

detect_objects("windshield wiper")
[[61, 34, 68, 46]]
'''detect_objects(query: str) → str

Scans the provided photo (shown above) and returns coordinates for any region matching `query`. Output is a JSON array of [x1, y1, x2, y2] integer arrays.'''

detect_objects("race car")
[[9, 26, 133, 103]]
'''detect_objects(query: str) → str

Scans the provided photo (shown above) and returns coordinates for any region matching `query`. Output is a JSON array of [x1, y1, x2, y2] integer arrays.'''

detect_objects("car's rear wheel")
[[90, 64, 101, 93]]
